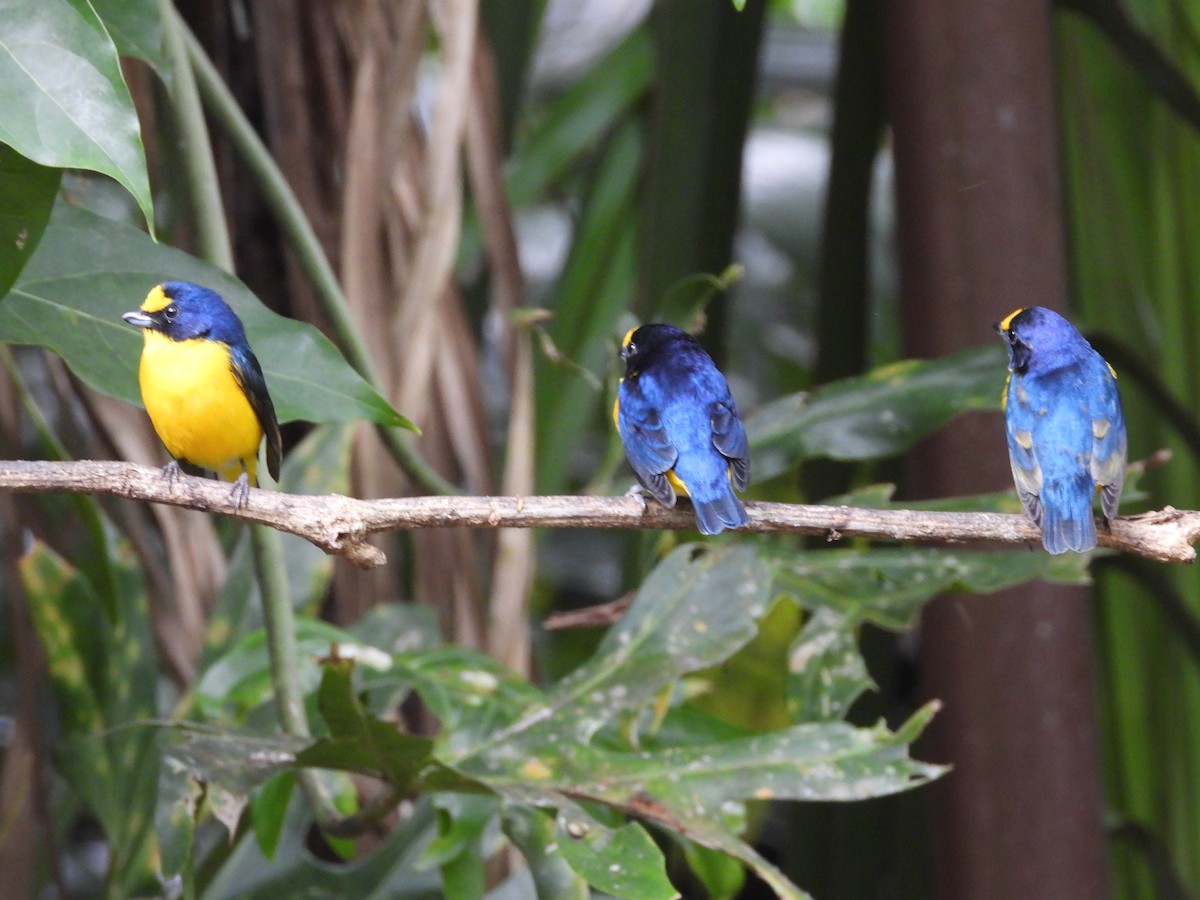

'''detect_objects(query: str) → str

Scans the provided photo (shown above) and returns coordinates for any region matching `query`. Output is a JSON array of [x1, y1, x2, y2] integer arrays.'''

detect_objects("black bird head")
[[620, 323, 698, 377]]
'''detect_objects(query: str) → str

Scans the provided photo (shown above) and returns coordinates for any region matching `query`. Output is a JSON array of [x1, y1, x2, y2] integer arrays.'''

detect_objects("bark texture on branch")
[[2, 460, 1196, 567]]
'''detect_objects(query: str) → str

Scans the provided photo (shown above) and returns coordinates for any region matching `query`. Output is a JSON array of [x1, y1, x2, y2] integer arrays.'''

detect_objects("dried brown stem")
[[2, 460, 1197, 567]]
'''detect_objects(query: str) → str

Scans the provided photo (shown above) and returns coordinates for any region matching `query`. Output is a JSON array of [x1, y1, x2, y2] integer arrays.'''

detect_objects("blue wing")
[[712, 396, 750, 491], [1004, 376, 1044, 527], [666, 393, 749, 536], [616, 385, 678, 508], [1088, 366, 1126, 521], [229, 343, 282, 482]]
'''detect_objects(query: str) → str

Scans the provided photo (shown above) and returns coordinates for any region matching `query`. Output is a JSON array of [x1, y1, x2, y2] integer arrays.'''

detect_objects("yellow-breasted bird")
[[615, 323, 750, 535], [122, 281, 281, 508], [996, 306, 1126, 553]]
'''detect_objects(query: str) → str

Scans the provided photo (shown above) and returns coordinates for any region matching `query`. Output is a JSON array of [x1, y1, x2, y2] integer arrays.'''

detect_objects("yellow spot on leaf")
[[521, 758, 552, 780]]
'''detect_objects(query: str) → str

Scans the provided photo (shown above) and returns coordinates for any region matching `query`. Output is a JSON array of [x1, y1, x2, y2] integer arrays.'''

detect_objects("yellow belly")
[[139, 332, 263, 483]]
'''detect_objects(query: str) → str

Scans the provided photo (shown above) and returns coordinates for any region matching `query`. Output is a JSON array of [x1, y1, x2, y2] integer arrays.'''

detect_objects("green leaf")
[[19, 538, 161, 894], [0, 145, 60, 298], [0, 0, 154, 230], [772, 546, 1093, 630], [557, 708, 943, 810], [200, 792, 443, 899], [91, 0, 165, 71], [746, 345, 1006, 479], [542, 543, 774, 743], [19, 541, 107, 727], [677, 835, 746, 900], [250, 773, 295, 861], [787, 607, 873, 723], [162, 729, 307, 795], [195, 617, 359, 723], [157, 757, 200, 880], [462, 708, 940, 899], [552, 800, 678, 900], [652, 265, 744, 334], [507, 27, 652, 204], [389, 645, 546, 745], [296, 659, 434, 787], [535, 119, 641, 493], [418, 793, 498, 872], [0, 201, 411, 428], [501, 806, 590, 900], [433, 544, 937, 900]]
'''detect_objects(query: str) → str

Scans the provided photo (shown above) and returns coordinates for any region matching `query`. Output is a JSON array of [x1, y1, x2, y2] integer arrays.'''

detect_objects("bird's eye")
[[164, 304, 179, 321], [626, 342, 636, 355]]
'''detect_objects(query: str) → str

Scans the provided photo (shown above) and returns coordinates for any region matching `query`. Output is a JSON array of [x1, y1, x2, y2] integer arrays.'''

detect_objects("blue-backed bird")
[[614, 323, 750, 535], [122, 281, 282, 509], [996, 306, 1126, 553]]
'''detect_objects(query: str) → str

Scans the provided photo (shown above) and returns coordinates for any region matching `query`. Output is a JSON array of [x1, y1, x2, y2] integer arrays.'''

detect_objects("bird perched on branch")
[[123, 281, 281, 509], [614, 323, 750, 535], [996, 306, 1125, 553]]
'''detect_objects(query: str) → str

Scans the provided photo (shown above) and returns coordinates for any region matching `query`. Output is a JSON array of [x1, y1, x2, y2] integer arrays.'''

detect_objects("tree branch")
[[2, 460, 1197, 566]]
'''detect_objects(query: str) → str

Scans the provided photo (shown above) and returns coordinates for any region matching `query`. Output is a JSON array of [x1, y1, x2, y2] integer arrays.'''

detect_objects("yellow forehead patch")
[[622, 327, 637, 347], [998, 308, 1025, 332], [141, 284, 171, 313]]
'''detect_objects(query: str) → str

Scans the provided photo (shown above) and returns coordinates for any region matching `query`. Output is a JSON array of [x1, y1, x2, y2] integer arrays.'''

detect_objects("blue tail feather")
[[1039, 475, 1097, 553], [692, 490, 749, 536]]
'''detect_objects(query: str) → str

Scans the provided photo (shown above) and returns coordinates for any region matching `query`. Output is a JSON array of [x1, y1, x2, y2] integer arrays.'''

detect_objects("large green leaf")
[[199, 793, 443, 900], [91, 0, 164, 71], [501, 806, 590, 900], [0, 201, 410, 427], [435, 544, 937, 898], [549, 799, 677, 900], [787, 606, 873, 724], [772, 546, 1092, 630], [536, 120, 641, 493], [297, 660, 434, 788], [0, 0, 153, 229], [507, 28, 653, 204], [0, 144, 60, 297], [746, 345, 1006, 480], [535, 543, 772, 744], [163, 541, 944, 899], [19, 539, 161, 895], [194, 617, 358, 724]]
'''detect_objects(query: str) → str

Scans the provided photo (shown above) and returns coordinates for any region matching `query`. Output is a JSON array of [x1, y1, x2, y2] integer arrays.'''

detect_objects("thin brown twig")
[[2, 459, 1198, 567]]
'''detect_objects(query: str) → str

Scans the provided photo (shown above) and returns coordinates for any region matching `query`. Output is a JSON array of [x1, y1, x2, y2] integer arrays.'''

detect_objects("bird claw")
[[161, 459, 182, 489], [230, 471, 251, 511], [623, 483, 648, 513]]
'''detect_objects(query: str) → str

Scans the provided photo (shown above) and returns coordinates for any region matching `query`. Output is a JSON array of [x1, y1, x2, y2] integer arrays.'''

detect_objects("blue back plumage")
[[617, 324, 750, 535], [998, 306, 1126, 553]]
